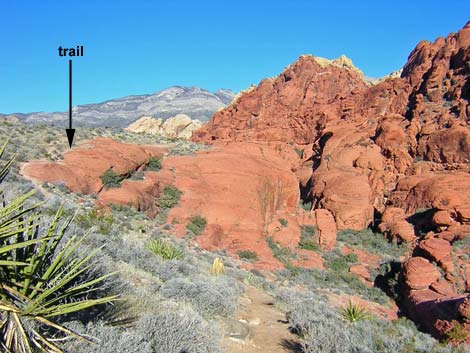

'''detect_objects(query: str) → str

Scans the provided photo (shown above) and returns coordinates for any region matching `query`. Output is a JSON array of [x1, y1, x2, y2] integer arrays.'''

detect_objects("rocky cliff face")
[[2, 86, 235, 127], [193, 23, 470, 338]]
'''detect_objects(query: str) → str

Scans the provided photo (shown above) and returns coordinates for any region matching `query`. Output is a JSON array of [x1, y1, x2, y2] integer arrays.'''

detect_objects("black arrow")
[[66, 59, 75, 148]]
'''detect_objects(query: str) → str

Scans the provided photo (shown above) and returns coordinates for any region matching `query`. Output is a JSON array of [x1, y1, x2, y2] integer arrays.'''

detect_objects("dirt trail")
[[222, 285, 301, 353]]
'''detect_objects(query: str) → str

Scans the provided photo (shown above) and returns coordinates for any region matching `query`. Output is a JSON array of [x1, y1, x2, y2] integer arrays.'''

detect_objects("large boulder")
[[126, 114, 202, 140]]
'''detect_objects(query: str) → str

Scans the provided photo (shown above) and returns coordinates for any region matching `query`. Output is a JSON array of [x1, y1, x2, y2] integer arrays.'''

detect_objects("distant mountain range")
[[0, 86, 235, 127]]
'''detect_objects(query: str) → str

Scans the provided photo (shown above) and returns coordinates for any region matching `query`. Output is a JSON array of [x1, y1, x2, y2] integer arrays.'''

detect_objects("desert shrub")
[[156, 258, 197, 282], [145, 239, 184, 260], [279, 218, 288, 227], [278, 264, 389, 305], [299, 200, 312, 211], [76, 208, 115, 235], [137, 304, 221, 353], [337, 228, 407, 261], [186, 215, 207, 236], [110, 203, 143, 219], [159, 186, 182, 208], [160, 275, 241, 317], [63, 320, 153, 353], [282, 289, 458, 353], [146, 156, 162, 171], [238, 250, 259, 261], [65, 303, 221, 353], [100, 168, 124, 188], [446, 321, 470, 344], [325, 251, 359, 272], [299, 225, 320, 251], [267, 236, 296, 265], [452, 237, 470, 250], [0, 142, 116, 353]]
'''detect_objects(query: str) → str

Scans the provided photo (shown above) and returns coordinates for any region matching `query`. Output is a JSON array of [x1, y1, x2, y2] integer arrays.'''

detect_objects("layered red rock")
[[162, 142, 323, 270], [192, 23, 470, 338], [22, 138, 169, 215]]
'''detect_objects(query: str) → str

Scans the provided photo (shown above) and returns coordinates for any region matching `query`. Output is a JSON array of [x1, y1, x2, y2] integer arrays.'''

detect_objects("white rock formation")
[[126, 114, 202, 140]]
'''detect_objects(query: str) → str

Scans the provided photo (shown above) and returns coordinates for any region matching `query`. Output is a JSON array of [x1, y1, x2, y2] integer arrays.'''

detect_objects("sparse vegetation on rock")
[[159, 186, 182, 208], [146, 156, 162, 171], [100, 168, 124, 188], [186, 215, 207, 236], [299, 225, 320, 251], [238, 250, 259, 262]]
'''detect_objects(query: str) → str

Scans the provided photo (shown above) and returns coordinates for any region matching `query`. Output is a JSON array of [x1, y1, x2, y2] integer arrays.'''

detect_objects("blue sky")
[[0, 0, 468, 113]]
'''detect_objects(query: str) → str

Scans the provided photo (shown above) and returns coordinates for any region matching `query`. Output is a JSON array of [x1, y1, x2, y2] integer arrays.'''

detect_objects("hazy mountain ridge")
[[0, 86, 235, 127]]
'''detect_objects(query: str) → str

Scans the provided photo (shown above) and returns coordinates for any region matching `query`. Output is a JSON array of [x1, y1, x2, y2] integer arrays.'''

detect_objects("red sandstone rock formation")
[[22, 138, 170, 216], [192, 23, 470, 338]]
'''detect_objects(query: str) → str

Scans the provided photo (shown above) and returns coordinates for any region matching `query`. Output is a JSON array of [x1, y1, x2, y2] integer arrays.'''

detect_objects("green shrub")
[[299, 200, 312, 211], [446, 320, 470, 344], [146, 156, 162, 171], [279, 218, 288, 227], [238, 250, 259, 261], [100, 168, 124, 188], [186, 215, 207, 236], [452, 237, 470, 250], [294, 147, 303, 158], [146, 239, 183, 260], [337, 228, 407, 261], [299, 225, 319, 251], [267, 237, 296, 265], [326, 252, 358, 272], [159, 186, 182, 208], [0, 141, 116, 353], [76, 208, 114, 235]]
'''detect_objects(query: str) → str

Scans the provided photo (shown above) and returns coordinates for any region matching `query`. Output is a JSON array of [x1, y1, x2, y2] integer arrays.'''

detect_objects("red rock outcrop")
[[313, 209, 337, 250], [23, 138, 330, 271], [22, 138, 169, 215], [163, 142, 325, 270], [378, 207, 415, 242], [192, 23, 470, 338]]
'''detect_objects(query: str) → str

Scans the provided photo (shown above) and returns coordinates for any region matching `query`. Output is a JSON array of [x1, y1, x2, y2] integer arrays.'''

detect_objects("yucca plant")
[[145, 239, 183, 260], [210, 258, 224, 275], [0, 139, 118, 353], [340, 299, 369, 323]]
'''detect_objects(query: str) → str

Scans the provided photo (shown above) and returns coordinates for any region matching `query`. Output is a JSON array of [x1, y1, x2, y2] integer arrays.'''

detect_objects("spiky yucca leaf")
[[340, 299, 369, 323], [145, 238, 184, 260], [0, 137, 15, 183], [0, 143, 117, 353]]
